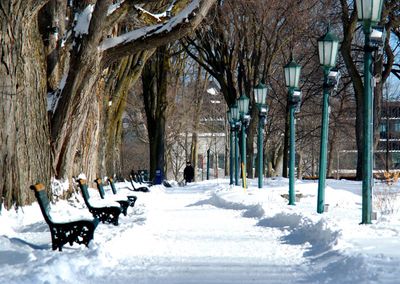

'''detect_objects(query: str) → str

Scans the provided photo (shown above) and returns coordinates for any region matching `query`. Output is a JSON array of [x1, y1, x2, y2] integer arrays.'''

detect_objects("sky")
[[1, 177, 400, 283]]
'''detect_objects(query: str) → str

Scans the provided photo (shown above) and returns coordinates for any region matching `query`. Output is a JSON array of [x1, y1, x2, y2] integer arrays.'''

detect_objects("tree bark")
[[97, 52, 149, 178], [50, 0, 216, 183], [246, 112, 257, 178], [142, 47, 169, 180], [0, 1, 52, 209], [190, 65, 206, 181], [297, 149, 303, 179], [0, 0, 217, 207]]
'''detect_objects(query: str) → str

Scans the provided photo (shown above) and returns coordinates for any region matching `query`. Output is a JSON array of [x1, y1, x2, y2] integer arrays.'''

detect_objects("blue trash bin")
[[154, 169, 163, 185]]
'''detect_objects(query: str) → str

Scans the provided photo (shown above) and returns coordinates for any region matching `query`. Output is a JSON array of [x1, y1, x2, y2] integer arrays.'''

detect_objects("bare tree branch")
[[100, 0, 217, 68]]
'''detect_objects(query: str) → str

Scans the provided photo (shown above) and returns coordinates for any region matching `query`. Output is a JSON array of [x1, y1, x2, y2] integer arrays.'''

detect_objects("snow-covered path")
[[1, 179, 400, 283], [103, 185, 308, 283]]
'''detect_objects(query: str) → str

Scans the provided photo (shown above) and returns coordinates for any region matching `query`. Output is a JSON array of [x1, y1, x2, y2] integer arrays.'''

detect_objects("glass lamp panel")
[[330, 41, 339, 67], [238, 98, 244, 114], [238, 95, 249, 115], [357, 0, 369, 20], [260, 89, 267, 105], [357, 0, 383, 23], [284, 61, 301, 88], [318, 41, 325, 66], [325, 41, 333, 66], [284, 68, 290, 87], [231, 105, 240, 121], [371, 0, 383, 22], [254, 88, 261, 104], [227, 110, 232, 122], [256, 88, 267, 105], [318, 29, 340, 68], [244, 97, 249, 113], [254, 83, 267, 105], [293, 66, 301, 88]]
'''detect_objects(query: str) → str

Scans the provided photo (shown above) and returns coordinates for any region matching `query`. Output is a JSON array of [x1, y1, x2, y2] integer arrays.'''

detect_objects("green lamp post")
[[227, 109, 234, 185], [238, 95, 250, 188], [316, 27, 340, 213], [231, 104, 240, 186], [356, 0, 384, 224], [206, 148, 210, 180], [254, 82, 268, 189], [284, 59, 302, 205]]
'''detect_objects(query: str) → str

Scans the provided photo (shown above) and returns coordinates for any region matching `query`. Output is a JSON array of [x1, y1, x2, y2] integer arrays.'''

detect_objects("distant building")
[[376, 101, 400, 170], [337, 100, 400, 177]]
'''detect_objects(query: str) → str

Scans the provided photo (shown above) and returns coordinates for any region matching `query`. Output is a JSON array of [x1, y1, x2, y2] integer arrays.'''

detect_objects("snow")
[[74, 5, 94, 36], [99, 0, 201, 51], [47, 73, 68, 112], [134, 5, 165, 22], [153, 0, 200, 34], [107, 1, 123, 16], [1, 178, 400, 283], [99, 25, 161, 51]]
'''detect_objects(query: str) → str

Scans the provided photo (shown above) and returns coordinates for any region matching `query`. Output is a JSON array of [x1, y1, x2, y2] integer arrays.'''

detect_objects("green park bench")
[[107, 178, 137, 206], [77, 179, 122, 226], [128, 174, 150, 192], [94, 178, 133, 215], [30, 183, 99, 251], [137, 170, 153, 186]]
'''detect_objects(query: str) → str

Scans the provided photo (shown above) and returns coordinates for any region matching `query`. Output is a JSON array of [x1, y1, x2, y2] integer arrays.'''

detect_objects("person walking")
[[183, 161, 195, 184]]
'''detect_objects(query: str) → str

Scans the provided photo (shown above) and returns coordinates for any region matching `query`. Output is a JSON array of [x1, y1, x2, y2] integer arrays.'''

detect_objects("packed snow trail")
[[1, 179, 400, 283], [98, 184, 309, 283]]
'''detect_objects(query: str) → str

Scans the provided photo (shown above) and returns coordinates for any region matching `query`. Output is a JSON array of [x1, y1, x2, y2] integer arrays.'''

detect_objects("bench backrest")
[[94, 178, 106, 199], [77, 179, 93, 210], [138, 170, 150, 182], [129, 175, 137, 190], [107, 178, 117, 195], [30, 183, 53, 225], [130, 173, 139, 183]]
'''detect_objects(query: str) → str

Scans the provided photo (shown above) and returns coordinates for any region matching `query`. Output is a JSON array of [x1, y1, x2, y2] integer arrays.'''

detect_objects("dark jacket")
[[183, 165, 195, 182]]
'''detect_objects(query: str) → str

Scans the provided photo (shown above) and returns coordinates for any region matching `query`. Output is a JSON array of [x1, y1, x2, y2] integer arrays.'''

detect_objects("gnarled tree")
[[0, 0, 216, 209]]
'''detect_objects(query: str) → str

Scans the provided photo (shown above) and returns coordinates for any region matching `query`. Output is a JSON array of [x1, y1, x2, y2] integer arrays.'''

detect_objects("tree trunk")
[[142, 47, 169, 181], [98, 52, 149, 178], [76, 103, 100, 182], [190, 65, 206, 181], [225, 129, 229, 177], [49, 0, 114, 185], [327, 134, 335, 178], [0, 2, 51, 209], [297, 149, 303, 179], [246, 110, 257, 178], [0, 0, 218, 207], [190, 133, 199, 181]]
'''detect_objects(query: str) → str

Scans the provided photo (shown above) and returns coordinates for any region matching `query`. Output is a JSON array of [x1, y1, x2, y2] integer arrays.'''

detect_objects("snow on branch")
[[108, 1, 124, 15], [155, 0, 201, 33], [100, 0, 216, 67], [133, 0, 177, 21], [99, 0, 202, 51], [74, 5, 95, 36], [98, 0, 216, 68], [134, 5, 166, 23]]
